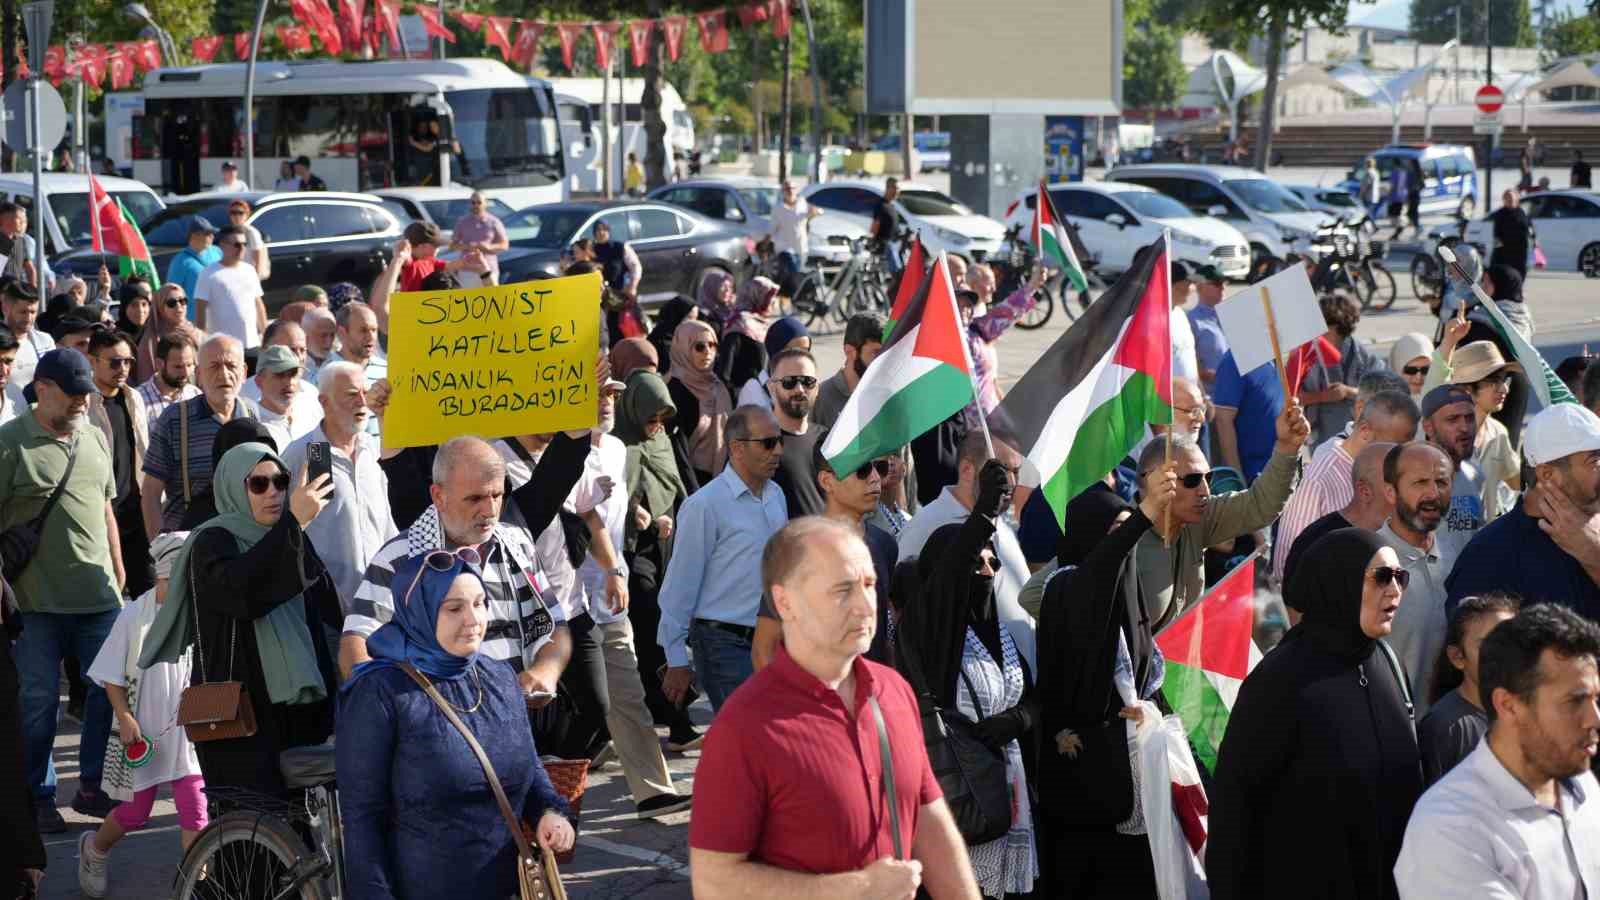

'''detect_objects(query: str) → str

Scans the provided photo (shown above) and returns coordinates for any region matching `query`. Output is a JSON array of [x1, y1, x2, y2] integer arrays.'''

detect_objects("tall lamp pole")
[[243, 0, 270, 189], [798, 0, 823, 183]]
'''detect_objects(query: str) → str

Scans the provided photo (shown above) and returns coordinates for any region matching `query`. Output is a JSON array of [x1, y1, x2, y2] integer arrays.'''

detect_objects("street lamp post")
[[243, 0, 270, 189], [123, 4, 177, 67]]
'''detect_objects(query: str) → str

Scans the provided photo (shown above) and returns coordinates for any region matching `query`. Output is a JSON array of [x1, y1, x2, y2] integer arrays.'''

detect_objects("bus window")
[[449, 87, 562, 189], [395, 107, 444, 187]]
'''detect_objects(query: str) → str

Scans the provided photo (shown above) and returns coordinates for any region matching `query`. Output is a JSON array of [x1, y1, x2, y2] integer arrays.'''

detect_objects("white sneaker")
[[78, 831, 109, 898]]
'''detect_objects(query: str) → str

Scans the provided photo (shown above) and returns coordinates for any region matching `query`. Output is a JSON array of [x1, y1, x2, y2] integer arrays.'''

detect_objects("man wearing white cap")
[[1447, 403, 1600, 622]]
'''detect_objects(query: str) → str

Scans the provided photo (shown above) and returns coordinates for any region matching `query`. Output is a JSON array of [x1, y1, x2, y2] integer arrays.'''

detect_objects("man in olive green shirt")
[[1, 349, 125, 830]]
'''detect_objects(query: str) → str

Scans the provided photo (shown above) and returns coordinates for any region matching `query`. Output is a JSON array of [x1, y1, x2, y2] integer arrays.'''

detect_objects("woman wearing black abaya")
[[1208, 528, 1422, 900], [1035, 479, 1174, 896]]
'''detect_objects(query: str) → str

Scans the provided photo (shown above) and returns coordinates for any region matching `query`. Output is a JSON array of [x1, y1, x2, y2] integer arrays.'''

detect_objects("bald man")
[[1279, 440, 1397, 608]]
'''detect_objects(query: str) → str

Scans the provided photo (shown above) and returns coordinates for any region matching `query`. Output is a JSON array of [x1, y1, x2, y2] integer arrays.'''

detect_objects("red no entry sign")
[[1476, 85, 1505, 114]]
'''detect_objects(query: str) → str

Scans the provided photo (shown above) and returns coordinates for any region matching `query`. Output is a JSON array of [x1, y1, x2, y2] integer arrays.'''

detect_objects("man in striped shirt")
[[1272, 389, 1419, 585], [340, 435, 571, 704]]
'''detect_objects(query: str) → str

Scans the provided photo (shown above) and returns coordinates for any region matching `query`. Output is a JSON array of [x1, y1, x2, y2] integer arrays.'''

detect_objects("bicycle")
[[1308, 215, 1396, 310], [991, 226, 1061, 329], [793, 235, 898, 331], [1409, 223, 1467, 317], [173, 744, 345, 900]]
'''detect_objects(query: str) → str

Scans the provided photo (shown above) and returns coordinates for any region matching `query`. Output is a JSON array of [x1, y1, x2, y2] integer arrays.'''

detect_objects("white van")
[[1105, 164, 1332, 267], [549, 76, 695, 194], [0, 173, 165, 257]]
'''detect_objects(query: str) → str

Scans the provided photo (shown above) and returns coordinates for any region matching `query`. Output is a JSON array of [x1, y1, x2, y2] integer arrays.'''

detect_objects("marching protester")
[[1209, 528, 1422, 900], [1447, 403, 1600, 620], [1432, 341, 1523, 518], [813, 312, 886, 428], [327, 302, 387, 406], [719, 276, 781, 401], [1417, 384, 1487, 567], [3, 278, 51, 390], [303, 306, 337, 381], [0, 326, 21, 425], [338, 553, 575, 899], [1034, 470, 1175, 896], [767, 349, 825, 517], [960, 265, 1046, 432], [193, 225, 266, 349], [657, 406, 788, 714], [244, 345, 320, 451], [609, 336, 658, 381], [86, 328, 153, 598], [137, 442, 340, 799], [77, 535, 202, 897], [1417, 593, 1520, 784], [734, 314, 810, 410], [1187, 264, 1229, 392], [115, 281, 152, 344], [1378, 441, 1455, 716], [1396, 604, 1600, 897], [1388, 332, 1433, 409], [225, 199, 270, 280], [666, 318, 732, 488], [166, 219, 220, 315], [690, 517, 981, 900], [1298, 293, 1388, 446], [133, 283, 201, 388], [1168, 262, 1199, 385], [648, 298, 698, 376], [1211, 350, 1285, 484]]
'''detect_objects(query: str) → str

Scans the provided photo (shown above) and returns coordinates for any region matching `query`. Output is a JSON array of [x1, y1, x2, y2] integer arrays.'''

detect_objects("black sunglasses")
[[163, 297, 186, 308], [777, 375, 817, 391], [693, 340, 718, 353], [1370, 566, 1411, 590], [1402, 365, 1429, 376], [853, 459, 891, 480], [246, 472, 291, 495], [735, 435, 783, 451], [1177, 471, 1215, 489]]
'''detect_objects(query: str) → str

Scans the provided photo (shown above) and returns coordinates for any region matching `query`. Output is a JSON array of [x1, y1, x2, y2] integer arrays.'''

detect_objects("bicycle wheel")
[[1408, 254, 1441, 303], [174, 811, 331, 900], [793, 278, 828, 330], [1363, 261, 1398, 310], [1015, 286, 1056, 329]]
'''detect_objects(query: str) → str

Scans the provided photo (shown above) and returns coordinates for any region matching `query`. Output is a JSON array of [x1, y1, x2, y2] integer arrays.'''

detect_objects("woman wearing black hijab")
[[896, 460, 1040, 898], [1208, 528, 1422, 900], [646, 297, 698, 377], [179, 419, 276, 529], [1034, 478, 1174, 896]]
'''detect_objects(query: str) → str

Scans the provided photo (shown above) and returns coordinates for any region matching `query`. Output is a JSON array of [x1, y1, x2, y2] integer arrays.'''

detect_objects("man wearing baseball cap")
[[216, 160, 249, 193], [1169, 260, 1199, 385], [368, 221, 475, 335], [166, 217, 220, 319], [244, 345, 319, 450], [1186, 264, 1229, 390], [1420, 384, 1488, 568], [1447, 403, 1600, 622]]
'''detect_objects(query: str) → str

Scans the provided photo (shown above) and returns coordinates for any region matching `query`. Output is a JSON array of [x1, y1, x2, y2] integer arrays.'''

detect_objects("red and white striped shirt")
[[1272, 437, 1354, 584]]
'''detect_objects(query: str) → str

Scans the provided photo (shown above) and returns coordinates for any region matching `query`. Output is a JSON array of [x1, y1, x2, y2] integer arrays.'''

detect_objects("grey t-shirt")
[[1417, 688, 1487, 785], [1437, 461, 1486, 574]]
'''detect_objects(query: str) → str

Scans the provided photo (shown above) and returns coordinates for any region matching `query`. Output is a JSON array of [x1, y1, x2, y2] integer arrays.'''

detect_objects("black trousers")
[[1044, 824, 1158, 899], [533, 612, 611, 761], [116, 491, 154, 600], [626, 569, 697, 735]]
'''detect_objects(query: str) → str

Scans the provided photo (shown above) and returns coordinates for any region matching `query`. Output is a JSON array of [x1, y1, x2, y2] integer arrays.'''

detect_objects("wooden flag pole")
[[1260, 285, 1290, 398]]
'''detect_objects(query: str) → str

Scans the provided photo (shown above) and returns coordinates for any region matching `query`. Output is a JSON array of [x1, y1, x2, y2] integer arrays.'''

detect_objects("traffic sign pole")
[[23, 2, 53, 294]]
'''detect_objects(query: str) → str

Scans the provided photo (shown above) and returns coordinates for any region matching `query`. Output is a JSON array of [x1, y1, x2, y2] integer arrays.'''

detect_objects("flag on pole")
[[883, 237, 926, 340], [1033, 180, 1088, 292], [89, 176, 158, 287], [1155, 550, 1263, 771], [821, 253, 975, 477], [990, 239, 1172, 527], [1473, 291, 1576, 407]]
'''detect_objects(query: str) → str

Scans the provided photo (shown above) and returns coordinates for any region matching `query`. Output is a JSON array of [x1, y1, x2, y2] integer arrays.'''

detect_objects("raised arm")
[[190, 516, 321, 621], [508, 433, 590, 539]]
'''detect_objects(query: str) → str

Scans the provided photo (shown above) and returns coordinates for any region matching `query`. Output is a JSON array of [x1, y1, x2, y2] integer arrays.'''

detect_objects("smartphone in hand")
[[306, 441, 334, 497]]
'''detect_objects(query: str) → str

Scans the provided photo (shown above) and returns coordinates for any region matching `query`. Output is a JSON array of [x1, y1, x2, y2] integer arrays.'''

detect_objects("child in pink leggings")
[[79, 534, 206, 898]]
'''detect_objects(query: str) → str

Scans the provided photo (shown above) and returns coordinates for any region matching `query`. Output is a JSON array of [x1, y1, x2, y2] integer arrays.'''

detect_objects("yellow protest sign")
[[384, 272, 601, 448]]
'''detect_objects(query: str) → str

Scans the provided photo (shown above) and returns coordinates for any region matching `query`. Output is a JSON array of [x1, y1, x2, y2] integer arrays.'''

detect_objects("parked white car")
[[1105, 164, 1332, 266], [1463, 190, 1600, 276], [371, 186, 517, 243], [801, 178, 1005, 262], [646, 176, 867, 269], [1003, 182, 1252, 280], [0, 173, 165, 257]]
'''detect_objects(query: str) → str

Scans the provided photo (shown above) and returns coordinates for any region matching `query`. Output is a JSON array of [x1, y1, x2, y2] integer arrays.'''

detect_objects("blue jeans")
[[15, 609, 119, 800], [688, 621, 754, 714]]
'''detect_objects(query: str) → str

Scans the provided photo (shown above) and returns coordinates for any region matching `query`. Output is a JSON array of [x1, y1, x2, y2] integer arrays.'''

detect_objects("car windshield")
[[1226, 178, 1311, 214], [738, 188, 778, 217], [49, 191, 165, 248], [138, 201, 230, 247], [422, 197, 514, 226], [502, 207, 592, 249], [448, 88, 564, 189], [1117, 191, 1192, 219], [898, 189, 968, 217], [1319, 192, 1360, 208]]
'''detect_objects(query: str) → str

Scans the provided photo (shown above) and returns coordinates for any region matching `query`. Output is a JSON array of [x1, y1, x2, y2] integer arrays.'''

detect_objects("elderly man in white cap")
[[1446, 403, 1600, 622]]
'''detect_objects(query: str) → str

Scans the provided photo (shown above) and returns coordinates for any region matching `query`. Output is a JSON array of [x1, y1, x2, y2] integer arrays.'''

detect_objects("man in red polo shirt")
[[690, 517, 980, 899]]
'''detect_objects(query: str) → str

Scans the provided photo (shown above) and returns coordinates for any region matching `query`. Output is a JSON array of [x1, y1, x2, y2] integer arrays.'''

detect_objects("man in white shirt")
[[767, 179, 818, 274], [2, 278, 51, 389], [216, 161, 250, 193], [1395, 604, 1600, 899], [194, 225, 266, 349], [0, 323, 23, 425], [224, 198, 270, 280], [327, 302, 385, 438], [242, 345, 319, 449]]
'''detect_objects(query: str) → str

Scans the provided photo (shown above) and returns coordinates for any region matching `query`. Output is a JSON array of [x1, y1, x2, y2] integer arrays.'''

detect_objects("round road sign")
[[1, 80, 67, 153], [1475, 85, 1505, 114]]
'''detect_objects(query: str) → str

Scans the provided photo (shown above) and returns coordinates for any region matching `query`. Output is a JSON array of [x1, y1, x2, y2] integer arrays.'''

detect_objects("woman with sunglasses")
[[666, 319, 732, 489], [138, 442, 341, 800], [338, 552, 574, 900], [896, 460, 1040, 898], [133, 283, 201, 386], [1209, 528, 1422, 900]]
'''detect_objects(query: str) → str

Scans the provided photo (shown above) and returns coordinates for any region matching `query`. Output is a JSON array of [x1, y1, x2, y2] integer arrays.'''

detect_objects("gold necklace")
[[431, 666, 485, 715]]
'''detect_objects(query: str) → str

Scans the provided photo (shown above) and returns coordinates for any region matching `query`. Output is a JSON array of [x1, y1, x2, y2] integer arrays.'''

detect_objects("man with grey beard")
[[1379, 440, 1455, 717]]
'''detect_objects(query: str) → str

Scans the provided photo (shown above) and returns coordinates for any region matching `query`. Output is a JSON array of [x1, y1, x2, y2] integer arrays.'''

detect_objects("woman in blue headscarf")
[[338, 552, 574, 900]]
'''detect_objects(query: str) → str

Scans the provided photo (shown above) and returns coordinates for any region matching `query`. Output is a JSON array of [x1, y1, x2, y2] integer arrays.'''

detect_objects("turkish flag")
[[511, 21, 542, 69], [109, 51, 134, 90], [234, 32, 254, 60], [337, 0, 366, 51], [116, 42, 141, 71], [452, 11, 483, 32], [309, 0, 343, 55], [278, 24, 313, 53], [660, 16, 688, 61], [1286, 335, 1344, 396], [696, 10, 729, 53], [769, 0, 792, 38], [592, 22, 621, 71], [191, 35, 223, 63], [555, 22, 583, 72], [42, 44, 63, 81], [484, 16, 513, 61], [135, 40, 162, 71], [374, 0, 402, 54], [627, 19, 653, 68], [416, 6, 454, 43], [736, 2, 769, 27], [78, 45, 106, 88]]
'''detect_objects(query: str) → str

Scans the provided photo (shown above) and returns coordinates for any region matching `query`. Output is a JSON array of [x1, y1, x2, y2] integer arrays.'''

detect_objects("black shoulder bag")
[[0, 434, 78, 579], [916, 666, 1012, 845]]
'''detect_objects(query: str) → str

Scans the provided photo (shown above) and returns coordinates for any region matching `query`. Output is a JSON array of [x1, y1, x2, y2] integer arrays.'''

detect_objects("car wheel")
[[1457, 196, 1475, 220], [1581, 243, 1600, 279]]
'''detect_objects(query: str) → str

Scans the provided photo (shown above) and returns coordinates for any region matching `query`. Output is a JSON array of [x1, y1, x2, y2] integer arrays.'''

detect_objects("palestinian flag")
[[88, 175, 158, 286], [883, 236, 926, 340], [822, 253, 974, 477], [1471, 288, 1576, 408], [1034, 180, 1088, 292], [990, 239, 1171, 528], [1155, 550, 1263, 771]]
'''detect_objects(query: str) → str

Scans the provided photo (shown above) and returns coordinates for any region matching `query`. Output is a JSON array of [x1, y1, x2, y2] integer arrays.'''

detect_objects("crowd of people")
[[0, 164, 1598, 900]]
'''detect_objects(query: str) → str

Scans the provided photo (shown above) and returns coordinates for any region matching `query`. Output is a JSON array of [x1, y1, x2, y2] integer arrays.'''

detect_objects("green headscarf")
[[139, 442, 326, 706], [616, 371, 685, 518]]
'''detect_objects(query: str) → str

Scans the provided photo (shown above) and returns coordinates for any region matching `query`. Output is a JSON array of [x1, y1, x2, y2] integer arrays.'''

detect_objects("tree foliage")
[[1124, 0, 1187, 112], [1543, 9, 1600, 58], [1410, 0, 1534, 48]]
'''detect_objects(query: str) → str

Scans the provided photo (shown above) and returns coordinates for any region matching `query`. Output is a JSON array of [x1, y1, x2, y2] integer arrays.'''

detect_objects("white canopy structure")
[[1519, 59, 1600, 96], [1182, 50, 1268, 140]]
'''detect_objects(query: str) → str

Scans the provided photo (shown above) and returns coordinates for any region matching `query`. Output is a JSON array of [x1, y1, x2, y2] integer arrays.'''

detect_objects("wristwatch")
[[608, 566, 626, 577]]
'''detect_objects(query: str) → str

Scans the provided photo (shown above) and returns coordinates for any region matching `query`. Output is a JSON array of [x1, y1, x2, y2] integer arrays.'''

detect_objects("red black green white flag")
[[822, 252, 975, 477], [990, 238, 1172, 528], [1155, 549, 1263, 771], [883, 236, 926, 340], [1034, 180, 1088, 292], [88, 175, 158, 287]]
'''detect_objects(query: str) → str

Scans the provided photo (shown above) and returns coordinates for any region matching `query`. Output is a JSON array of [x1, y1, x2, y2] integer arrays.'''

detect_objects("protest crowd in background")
[[0, 179, 1598, 900]]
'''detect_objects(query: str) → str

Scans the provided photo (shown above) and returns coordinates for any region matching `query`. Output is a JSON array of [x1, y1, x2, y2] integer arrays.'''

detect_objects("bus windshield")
[[449, 88, 563, 189]]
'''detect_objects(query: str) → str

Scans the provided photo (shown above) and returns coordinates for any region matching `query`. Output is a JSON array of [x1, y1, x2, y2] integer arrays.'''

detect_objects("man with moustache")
[[1379, 441, 1456, 716], [1420, 384, 1487, 570], [767, 349, 825, 517], [812, 313, 884, 429], [1448, 404, 1600, 622], [1395, 604, 1600, 897], [1280, 441, 1398, 592]]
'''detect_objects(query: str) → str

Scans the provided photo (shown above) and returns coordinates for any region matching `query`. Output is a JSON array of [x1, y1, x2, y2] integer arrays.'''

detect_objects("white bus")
[[128, 58, 566, 209], [548, 76, 694, 195]]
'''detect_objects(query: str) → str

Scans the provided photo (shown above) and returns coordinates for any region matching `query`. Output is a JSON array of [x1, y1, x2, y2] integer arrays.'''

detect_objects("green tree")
[[1544, 9, 1600, 57], [1123, 0, 1187, 114], [1410, 0, 1534, 48]]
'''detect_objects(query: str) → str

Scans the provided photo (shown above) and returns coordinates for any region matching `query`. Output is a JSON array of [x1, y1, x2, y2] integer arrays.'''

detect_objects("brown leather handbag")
[[400, 663, 565, 900], [176, 552, 258, 743]]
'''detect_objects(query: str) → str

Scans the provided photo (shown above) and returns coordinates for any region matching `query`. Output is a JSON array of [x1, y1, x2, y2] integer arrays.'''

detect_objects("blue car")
[[1338, 144, 1479, 219]]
